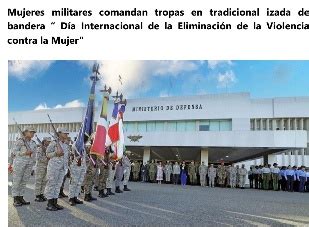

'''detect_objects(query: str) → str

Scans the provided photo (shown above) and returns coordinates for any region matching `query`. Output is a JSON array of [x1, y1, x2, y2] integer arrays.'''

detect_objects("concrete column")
[[266, 119, 269, 131], [282, 153, 286, 166], [143, 147, 151, 164], [200, 148, 209, 165], [294, 118, 297, 130], [300, 148, 305, 166], [288, 150, 292, 165], [263, 155, 268, 166], [254, 119, 257, 130], [280, 119, 284, 130], [300, 118, 304, 130], [295, 149, 299, 166], [287, 118, 290, 130], [272, 119, 276, 131], [268, 154, 277, 165]]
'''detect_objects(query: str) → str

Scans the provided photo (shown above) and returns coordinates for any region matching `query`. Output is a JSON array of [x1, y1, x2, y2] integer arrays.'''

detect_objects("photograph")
[[7, 60, 309, 226]]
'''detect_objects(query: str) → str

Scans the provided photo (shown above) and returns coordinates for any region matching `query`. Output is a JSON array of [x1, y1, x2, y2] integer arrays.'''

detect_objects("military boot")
[[59, 188, 68, 198], [89, 194, 97, 201], [46, 199, 57, 211], [74, 197, 83, 204], [53, 199, 64, 210], [35, 195, 44, 202], [107, 188, 115, 195], [13, 196, 22, 207], [115, 186, 123, 193], [20, 196, 30, 205], [40, 194, 47, 201], [69, 197, 76, 206], [123, 185, 131, 191]]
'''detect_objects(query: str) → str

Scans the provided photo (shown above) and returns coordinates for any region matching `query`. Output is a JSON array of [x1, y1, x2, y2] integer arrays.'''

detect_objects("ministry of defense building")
[[8, 92, 309, 167]]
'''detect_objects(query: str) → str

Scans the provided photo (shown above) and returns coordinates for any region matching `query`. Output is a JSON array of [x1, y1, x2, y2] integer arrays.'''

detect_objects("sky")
[[8, 60, 309, 112]]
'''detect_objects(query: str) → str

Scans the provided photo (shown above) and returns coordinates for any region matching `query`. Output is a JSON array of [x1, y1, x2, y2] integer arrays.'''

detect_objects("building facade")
[[8, 92, 309, 166]]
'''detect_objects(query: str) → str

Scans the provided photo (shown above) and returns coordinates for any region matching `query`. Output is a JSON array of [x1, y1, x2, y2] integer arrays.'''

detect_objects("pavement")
[[8, 177, 309, 226]]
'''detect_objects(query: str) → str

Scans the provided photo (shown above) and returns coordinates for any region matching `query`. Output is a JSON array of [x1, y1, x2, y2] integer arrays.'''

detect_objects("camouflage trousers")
[[34, 162, 48, 196], [83, 165, 96, 194], [94, 168, 100, 187], [200, 174, 206, 186], [69, 162, 86, 198], [229, 175, 237, 188], [98, 166, 109, 191], [12, 159, 33, 197], [123, 167, 131, 186], [189, 173, 197, 184], [209, 175, 215, 187], [218, 175, 226, 185], [106, 167, 116, 189], [149, 172, 155, 181], [44, 164, 66, 199], [239, 175, 246, 188], [165, 172, 172, 182], [133, 171, 139, 181]]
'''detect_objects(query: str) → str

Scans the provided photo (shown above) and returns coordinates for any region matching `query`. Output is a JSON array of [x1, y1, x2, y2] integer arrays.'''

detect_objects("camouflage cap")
[[23, 126, 36, 133], [56, 127, 69, 134]]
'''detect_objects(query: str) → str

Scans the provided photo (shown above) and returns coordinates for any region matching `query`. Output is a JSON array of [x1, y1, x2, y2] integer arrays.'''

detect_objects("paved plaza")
[[8, 176, 309, 226]]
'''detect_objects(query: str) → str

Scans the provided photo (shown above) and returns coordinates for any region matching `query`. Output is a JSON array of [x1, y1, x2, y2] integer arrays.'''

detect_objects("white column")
[[268, 154, 277, 165], [272, 119, 276, 130], [295, 149, 299, 166], [201, 148, 209, 165], [300, 118, 304, 130], [282, 153, 286, 166], [254, 119, 257, 130], [143, 147, 151, 164], [294, 118, 297, 130], [280, 119, 284, 130], [287, 118, 290, 130], [288, 150, 292, 165], [300, 148, 305, 166], [266, 119, 269, 131]]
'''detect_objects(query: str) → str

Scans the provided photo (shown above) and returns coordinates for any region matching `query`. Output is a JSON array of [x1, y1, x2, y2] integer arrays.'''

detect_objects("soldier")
[[12, 127, 37, 207], [34, 137, 51, 202], [271, 163, 280, 191], [188, 161, 197, 185], [122, 151, 132, 191], [132, 160, 140, 181], [248, 166, 254, 188], [262, 164, 271, 190], [226, 165, 231, 188], [252, 166, 259, 189], [115, 160, 124, 193], [236, 165, 240, 188], [208, 164, 216, 187], [45, 127, 70, 211], [83, 143, 98, 202], [239, 164, 248, 189], [97, 154, 109, 198], [217, 163, 226, 187], [149, 160, 156, 183], [229, 164, 237, 188], [164, 161, 173, 183], [141, 162, 147, 182], [68, 142, 87, 206], [172, 162, 180, 185], [199, 161, 207, 187], [195, 161, 200, 186], [106, 155, 117, 195], [258, 165, 263, 189]]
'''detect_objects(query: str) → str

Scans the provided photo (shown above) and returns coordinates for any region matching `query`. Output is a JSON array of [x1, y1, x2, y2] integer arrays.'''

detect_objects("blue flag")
[[74, 77, 97, 156]]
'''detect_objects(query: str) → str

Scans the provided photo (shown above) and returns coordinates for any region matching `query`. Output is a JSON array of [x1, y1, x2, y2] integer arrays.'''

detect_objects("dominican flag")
[[106, 102, 126, 159], [73, 77, 96, 156], [90, 90, 110, 157]]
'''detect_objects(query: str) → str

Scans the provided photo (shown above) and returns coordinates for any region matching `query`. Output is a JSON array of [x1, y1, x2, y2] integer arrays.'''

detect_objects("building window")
[[176, 121, 186, 132], [146, 122, 156, 132], [219, 120, 232, 131], [186, 121, 196, 131], [137, 122, 147, 132], [166, 121, 177, 132], [155, 122, 165, 131], [210, 120, 220, 131]]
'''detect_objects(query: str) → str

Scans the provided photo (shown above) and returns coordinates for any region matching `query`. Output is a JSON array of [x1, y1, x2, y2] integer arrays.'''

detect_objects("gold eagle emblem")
[[127, 135, 143, 142]]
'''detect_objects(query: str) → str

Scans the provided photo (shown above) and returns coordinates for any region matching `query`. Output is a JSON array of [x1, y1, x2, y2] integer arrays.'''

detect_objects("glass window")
[[137, 122, 147, 132], [186, 121, 196, 131], [209, 120, 220, 131], [219, 120, 232, 131], [146, 122, 156, 132], [166, 121, 176, 131], [155, 122, 165, 131], [199, 125, 209, 131], [176, 121, 186, 131], [125, 122, 137, 132]]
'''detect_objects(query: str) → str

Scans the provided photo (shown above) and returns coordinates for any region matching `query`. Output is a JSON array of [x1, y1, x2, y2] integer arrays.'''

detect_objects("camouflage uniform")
[[35, 144, 49, 198], [68, 146, 87, 201], [199, 164, 208, 187], [106, 161, 116, 193], [44, 140, 69, 200], [188, 162, 197, 185], [164, 162, 173, 182], [12, 138, 37, 201], [208, 166, 217, 187], [229, 166, 237, 188], [226, 165, 231, 187], [148, 161, 156, 182], [236, 166, 240, 187], [83, 154, 97, 196], [132, 161, 140, 181], [217, 165, 226, 186], [122, 154, 131, 190], [97, 158, 109, 197]]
